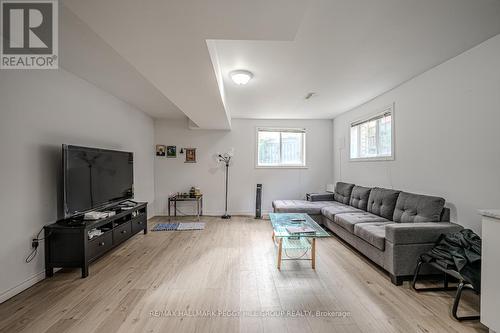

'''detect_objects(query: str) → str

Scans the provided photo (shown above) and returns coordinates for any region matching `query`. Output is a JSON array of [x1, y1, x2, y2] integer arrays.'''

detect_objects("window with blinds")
[[350, 106, 394, 160], [256, 128, 306, 167]]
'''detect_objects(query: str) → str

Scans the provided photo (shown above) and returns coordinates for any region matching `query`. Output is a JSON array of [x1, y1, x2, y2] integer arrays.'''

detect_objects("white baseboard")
[[0, 270, 46, 304]]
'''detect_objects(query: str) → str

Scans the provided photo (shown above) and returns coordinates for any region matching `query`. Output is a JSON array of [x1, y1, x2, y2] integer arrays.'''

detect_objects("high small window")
[[256, 128, 306, 167], [350, 106, 394, 161]]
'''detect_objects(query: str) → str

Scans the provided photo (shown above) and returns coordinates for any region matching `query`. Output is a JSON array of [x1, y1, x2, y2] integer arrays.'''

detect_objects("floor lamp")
[[217, 151, 233, 219]]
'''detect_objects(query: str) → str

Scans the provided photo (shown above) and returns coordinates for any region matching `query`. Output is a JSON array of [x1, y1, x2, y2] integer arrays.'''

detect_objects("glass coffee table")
[[269, 213, 330, 270]]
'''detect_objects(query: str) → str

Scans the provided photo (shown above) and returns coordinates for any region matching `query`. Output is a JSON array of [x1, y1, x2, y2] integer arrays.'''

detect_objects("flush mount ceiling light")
[[230, 70, 253, 85]]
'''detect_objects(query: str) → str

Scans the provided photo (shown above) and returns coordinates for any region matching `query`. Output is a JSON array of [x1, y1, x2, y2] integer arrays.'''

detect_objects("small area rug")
[[177, 222, 206, 230], [152, 222, 205, 232]]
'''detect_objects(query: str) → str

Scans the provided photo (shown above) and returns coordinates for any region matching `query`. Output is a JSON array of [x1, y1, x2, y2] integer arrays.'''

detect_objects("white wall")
[[0, 69, 155, 303], [333, 34, 500, 233], [154, 119, 333, 216]]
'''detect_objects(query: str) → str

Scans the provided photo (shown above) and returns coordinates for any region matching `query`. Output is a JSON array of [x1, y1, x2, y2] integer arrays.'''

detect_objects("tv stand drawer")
[[88, 232, 112, 260], [131, 215, 147, 234], [113, 221, 132, 244]]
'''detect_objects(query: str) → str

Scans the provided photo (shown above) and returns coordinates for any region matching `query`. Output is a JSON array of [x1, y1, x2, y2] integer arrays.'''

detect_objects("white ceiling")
[[215, 0, 500, 119], [60, 6, 185, 119], [62, 0, 308, 129], [62, 0, 500, 127]]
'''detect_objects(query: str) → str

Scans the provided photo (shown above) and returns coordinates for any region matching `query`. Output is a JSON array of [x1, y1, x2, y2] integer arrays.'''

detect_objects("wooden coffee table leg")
[[277, 238, 283, 270], [311, 238, 316, 269]]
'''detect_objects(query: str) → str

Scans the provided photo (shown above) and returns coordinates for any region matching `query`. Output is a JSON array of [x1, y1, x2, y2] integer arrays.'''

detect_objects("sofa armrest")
[[307, 193, 334, 202], [386, 222, 463, 245]]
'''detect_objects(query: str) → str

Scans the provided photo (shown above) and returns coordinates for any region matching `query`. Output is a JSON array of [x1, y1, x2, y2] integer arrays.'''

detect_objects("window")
[[256, 128, 306, 167], [350, 106, 394, 161]]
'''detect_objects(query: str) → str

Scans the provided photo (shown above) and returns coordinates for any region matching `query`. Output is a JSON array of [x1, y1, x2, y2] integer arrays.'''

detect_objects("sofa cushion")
[[334, 182, 355, 204], [386, 222, 463, 245], [354, 222, 393, 251], [321, 204, 362, 221], [349, 186, 372, 211], [366, 188, 401, 220], [334, 212, 389, 233], [392, 192, 445, 223], [272, 200, 337, 215]]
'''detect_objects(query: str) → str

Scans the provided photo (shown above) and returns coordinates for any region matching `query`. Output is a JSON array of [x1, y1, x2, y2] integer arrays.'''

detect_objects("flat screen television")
[[63, 145, 134, 218]]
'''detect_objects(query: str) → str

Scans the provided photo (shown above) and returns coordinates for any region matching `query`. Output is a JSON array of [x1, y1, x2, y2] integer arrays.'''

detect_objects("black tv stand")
[[44, 202, 147, 278]]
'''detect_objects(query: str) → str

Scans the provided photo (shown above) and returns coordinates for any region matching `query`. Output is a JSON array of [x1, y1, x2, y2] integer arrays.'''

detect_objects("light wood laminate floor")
[[0, 216, 485, 333]]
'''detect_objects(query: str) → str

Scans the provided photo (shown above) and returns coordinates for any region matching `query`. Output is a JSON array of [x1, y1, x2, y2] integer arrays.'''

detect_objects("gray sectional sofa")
[[273, 182, 463, 285]]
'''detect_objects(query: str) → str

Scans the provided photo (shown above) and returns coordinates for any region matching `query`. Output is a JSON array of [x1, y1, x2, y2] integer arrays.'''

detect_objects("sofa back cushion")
[[393, 192, 445, 223], [334, 182, 355, 204], [349, 186, 371, 211], [366, 187, 401, 220]]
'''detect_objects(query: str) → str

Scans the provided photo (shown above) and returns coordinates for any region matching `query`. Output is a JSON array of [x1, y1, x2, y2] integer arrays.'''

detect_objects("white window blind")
[[350, 106, 394, 160]]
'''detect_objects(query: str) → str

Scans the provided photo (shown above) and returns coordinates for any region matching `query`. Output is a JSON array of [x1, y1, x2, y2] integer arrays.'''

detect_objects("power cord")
[[25, 226, 51, 263]]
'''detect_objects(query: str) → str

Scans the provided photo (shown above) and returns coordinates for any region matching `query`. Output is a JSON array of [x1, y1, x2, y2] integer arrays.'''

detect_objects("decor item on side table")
[[217, 149, 234, 219]]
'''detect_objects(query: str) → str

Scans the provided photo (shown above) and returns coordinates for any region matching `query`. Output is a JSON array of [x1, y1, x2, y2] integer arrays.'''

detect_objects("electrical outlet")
[[31, 239, 39, 248]]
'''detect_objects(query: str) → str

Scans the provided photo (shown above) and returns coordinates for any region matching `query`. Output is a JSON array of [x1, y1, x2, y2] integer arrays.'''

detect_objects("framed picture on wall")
[[156, 145, 166, 157], [167, 146, 177, 158], [185, 148, 196, 163]]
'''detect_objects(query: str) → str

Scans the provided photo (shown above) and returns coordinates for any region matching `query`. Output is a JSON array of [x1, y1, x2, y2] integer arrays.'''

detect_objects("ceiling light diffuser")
[[230, 70, 253, 85]]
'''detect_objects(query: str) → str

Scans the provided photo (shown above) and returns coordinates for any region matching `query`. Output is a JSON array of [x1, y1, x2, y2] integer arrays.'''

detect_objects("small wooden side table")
[[168, 194, 203, 221]]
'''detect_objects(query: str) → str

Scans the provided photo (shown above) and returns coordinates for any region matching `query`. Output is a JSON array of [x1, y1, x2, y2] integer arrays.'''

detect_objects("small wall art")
[[167, 145, 177, 158], [156, 145, 166, 157], [185, 148, 196, 163]]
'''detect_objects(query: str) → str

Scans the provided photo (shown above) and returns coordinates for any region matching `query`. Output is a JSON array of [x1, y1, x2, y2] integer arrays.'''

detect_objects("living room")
[[1, 1, 499, 332]]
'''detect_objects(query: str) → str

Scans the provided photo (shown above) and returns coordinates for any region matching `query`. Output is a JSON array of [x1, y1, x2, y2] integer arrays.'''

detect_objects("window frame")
[[255, 127, 307, 169], [349, 104, 395, 162]]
